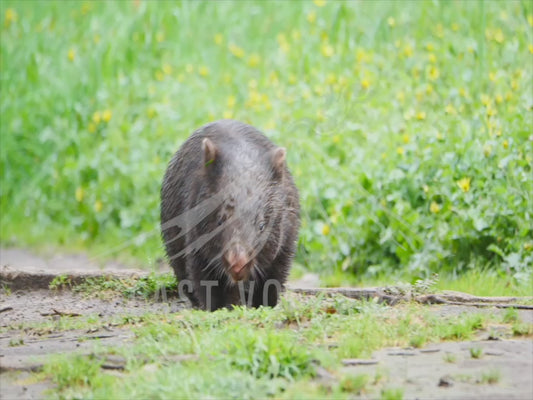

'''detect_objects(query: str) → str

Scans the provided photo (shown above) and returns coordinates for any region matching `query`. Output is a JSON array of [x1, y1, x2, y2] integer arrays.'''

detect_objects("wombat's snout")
[[223, 244, 253, 282]]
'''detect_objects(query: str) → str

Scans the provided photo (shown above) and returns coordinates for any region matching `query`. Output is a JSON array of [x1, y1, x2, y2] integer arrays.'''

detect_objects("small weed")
[[454, 373, 474, 383], [373, 368, 388, 385], [443, 353, 457, 363], [409, 333, 427, 348], [470, 347, 483, 359], [8, 338, 24, 347], [1, 285, 12, 296], [512, 322, 533, 336], [339, 374, 368, 394], [479, 369, 501, 384], [503, 307, 519, 323], [49, 275, 71, 290], [381, 387, 404, 400], [44, 354, 106, 392]]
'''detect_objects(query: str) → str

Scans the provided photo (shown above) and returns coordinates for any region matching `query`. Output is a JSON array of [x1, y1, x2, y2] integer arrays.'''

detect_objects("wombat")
[[160, 120, 300, 311]]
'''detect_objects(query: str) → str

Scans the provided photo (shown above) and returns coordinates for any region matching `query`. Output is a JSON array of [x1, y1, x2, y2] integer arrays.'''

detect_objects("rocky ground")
[[1, 248, 532, 400]]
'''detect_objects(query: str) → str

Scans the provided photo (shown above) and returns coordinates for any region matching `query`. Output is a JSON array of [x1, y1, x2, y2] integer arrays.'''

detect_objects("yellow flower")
[[360, 78, 370, 89], [428, 53, 437, 63], [387, 17, 395, 27], [422, 185, 429, 193], [162, 63, 172, 75], [480, 94, 491, 106], [199, 65, 210, 76], [321, 224, 330, 236], [332, 135, 341, 144], [81, 2, 92, 15], [493, 28, 504, 43], [247, 53, 261, 68], [214, 33, 223, 45], [396, 147, 405, 155], [396, 91, 405, 103], [459, 87, 468, 98], [428, 66, 439, 81], [402, 134, 410, 144], [416, 111, 426, 120], [402, 44, 413, 57], [321, 43, 334, 57], [75, 187, 84, 202], [483, 144, 492, 157], [147, 107, 157, 119], [228, 43, 245, 58], [94, 200, 103, 213], [92, 111, 101, 124], [326, 73, 337, 85], [436, 132, 444, 141], [503, 139, 509, 149], [223, 110, 233, 119], [445, 104, 456, 115], [68, 48, 76, 62], [307, 11, 317, 24], [426, 43, 434, 52], [314, 0, 326, 7], [102, 110, 112, 122], [457, 177, 471, 193], [226, 95, 236, 108], [529, 44, 533, 54], [4, 8, 17, 26], [430, 202, 440, 214]]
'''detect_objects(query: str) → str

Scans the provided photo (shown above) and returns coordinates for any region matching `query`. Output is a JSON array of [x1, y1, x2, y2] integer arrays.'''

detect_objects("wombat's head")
[[193, 133, 292, 284]]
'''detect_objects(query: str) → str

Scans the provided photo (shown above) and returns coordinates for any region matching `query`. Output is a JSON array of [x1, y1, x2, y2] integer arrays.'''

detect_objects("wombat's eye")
[[258, 221, 265, 231], [217, 216, 226, 226]]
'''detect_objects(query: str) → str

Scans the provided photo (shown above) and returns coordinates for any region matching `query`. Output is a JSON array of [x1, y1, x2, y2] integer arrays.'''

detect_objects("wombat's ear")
[[202, 138, 217, 166], [271, 147, 286, 177]]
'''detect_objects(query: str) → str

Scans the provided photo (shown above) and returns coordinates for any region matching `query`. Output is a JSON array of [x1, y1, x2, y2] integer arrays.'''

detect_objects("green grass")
[[1, 1, 532, 286], [15, 295, 527, 399]]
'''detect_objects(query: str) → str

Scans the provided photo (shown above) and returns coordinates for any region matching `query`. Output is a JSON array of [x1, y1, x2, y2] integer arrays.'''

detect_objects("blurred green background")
[[1, 1, 532, 288]]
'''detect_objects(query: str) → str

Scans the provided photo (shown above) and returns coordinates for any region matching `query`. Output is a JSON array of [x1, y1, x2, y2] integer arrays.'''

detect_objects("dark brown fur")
[[160, 120, 300, 311]]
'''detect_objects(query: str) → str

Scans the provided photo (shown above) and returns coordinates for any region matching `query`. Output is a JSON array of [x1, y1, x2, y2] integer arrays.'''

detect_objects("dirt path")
[[1, 248, 532, 399]]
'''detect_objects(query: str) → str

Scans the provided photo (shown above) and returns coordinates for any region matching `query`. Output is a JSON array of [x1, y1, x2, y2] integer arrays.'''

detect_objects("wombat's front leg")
[[194, 282, 228, 311], [251, 279, 281, 308]]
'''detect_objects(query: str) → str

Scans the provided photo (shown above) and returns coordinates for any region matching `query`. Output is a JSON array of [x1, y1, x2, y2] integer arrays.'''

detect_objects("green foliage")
[[470, 347, 483, 359], [49, 274, 71, 290], [1, 1, 532, 281], [381, 388, 404, 400], [479, 369, 501, 384]]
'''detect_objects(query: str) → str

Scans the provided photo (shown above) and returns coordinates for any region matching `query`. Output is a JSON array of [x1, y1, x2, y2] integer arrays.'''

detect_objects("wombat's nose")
[[223, 245, 250, 280]]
